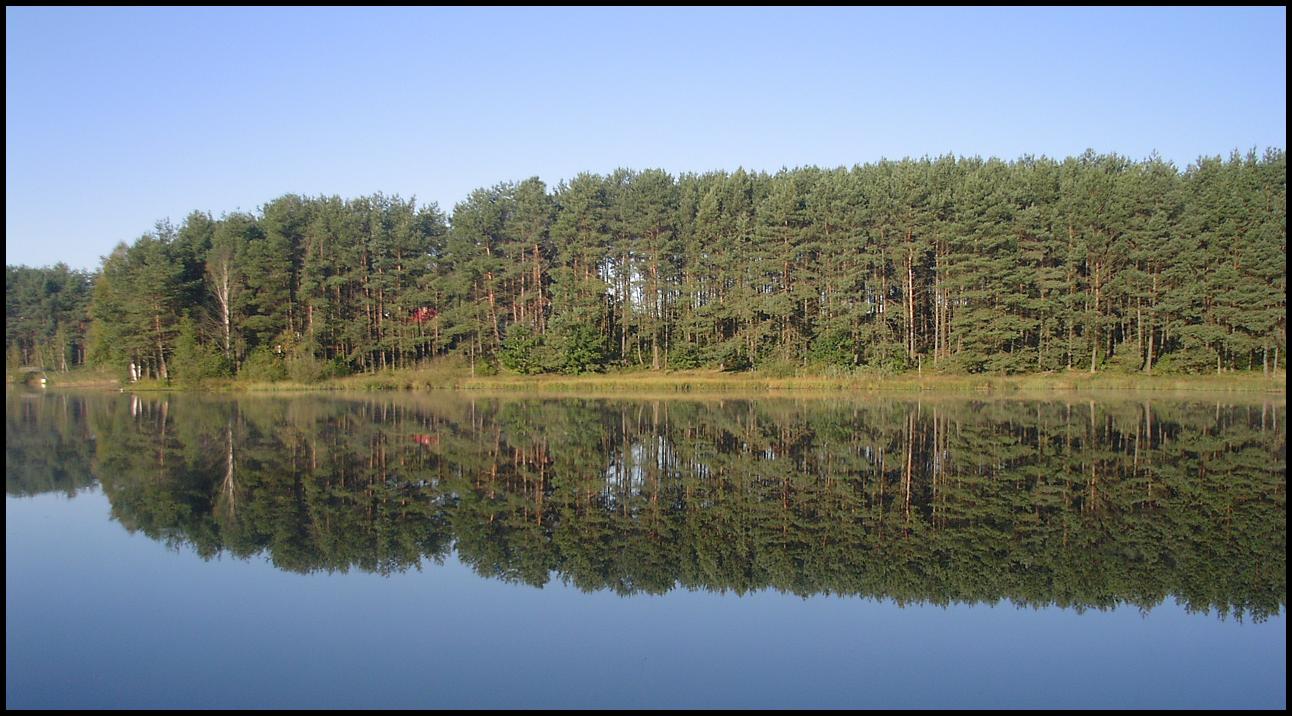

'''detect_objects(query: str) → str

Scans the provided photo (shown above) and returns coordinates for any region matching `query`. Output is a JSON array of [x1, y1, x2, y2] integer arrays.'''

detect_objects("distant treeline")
[[5, 149, 1286, 380]]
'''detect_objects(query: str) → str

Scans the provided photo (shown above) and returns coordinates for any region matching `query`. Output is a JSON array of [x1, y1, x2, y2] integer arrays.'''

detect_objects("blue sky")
[[5, 7, 1286, 271]]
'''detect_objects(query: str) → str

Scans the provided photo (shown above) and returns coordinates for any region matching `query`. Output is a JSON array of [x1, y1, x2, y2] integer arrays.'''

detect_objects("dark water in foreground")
[[5, 390, 1286, 708]]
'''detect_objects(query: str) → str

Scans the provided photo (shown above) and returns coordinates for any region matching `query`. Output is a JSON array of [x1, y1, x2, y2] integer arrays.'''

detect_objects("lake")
[[5, 390, 1285, 708]]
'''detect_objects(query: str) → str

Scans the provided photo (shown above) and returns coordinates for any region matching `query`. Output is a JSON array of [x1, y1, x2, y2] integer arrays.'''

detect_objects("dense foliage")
[[6, 149, 1286, 378], [8, 392, 1285, 620], [5, 264, 94, 372]]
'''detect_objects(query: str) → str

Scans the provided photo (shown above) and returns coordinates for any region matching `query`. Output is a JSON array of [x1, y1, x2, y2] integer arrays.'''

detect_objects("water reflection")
[[6, 391, 1285, 621]]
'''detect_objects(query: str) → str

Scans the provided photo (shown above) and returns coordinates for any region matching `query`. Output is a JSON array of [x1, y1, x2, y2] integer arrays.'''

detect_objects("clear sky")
[[5, 7, 1286, 271]]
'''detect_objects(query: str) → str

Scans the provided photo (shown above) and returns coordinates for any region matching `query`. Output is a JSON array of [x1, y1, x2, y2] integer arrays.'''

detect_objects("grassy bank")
[[41, 364, 1283, 396], [448, 369, 1287, 396], [7, 365, 121, 390]]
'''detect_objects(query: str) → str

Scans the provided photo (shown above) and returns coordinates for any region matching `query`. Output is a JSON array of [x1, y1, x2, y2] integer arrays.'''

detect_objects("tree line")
[[6, 149, 1286, 380], [8, 392, 1284, 620], [5, 264, 94, 371]]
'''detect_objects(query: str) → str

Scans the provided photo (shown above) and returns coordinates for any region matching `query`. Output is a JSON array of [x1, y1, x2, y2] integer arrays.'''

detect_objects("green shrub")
[[171, 318, 232, 386], [809, 329, 856, 368], [556, 324, 608, 374], [756, 358, 799, 378], [472, 357, 499, 376], [286, 351, 351, 383], [864, 342, 910, 373], [1151, 349, 1213, 375], [500, 325, 545, 374], [668, 342, 707, 370], [1106, 340, 1144, 374], [717, 343, 752, 372], [322, 358, 351, 379], [239, 347, 287, 382]]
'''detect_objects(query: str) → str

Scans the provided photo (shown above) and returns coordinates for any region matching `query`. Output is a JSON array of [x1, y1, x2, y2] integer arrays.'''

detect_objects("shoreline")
[[25, 367, 1287, 397]]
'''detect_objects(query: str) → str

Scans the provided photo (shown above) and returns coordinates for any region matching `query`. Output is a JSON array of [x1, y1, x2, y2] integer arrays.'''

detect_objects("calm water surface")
[[5, 390, 1286, 708]]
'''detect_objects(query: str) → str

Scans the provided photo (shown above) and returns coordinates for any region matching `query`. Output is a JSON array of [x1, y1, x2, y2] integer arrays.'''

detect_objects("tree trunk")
[[486, 273, 500, 349], [220, 273, 231, 357], [906, 238, 916, 360], [533, 244, 544, 334], [1145, 325, 1155, 375], [651, 260, 660, 370], [221, 422, 237, 522], [1089, 260, 1100, 374], [934, 250, 941, 361], [155, 311, 169, 381]]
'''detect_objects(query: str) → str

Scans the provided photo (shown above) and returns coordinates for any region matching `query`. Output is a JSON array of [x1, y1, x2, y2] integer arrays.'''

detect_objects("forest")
[[7, 393, 1285, 620], [5, 149, 1286, 381]]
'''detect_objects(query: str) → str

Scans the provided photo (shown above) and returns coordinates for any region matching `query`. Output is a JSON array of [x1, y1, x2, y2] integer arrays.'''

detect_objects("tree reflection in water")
[[7, 392, 1285, 622]]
